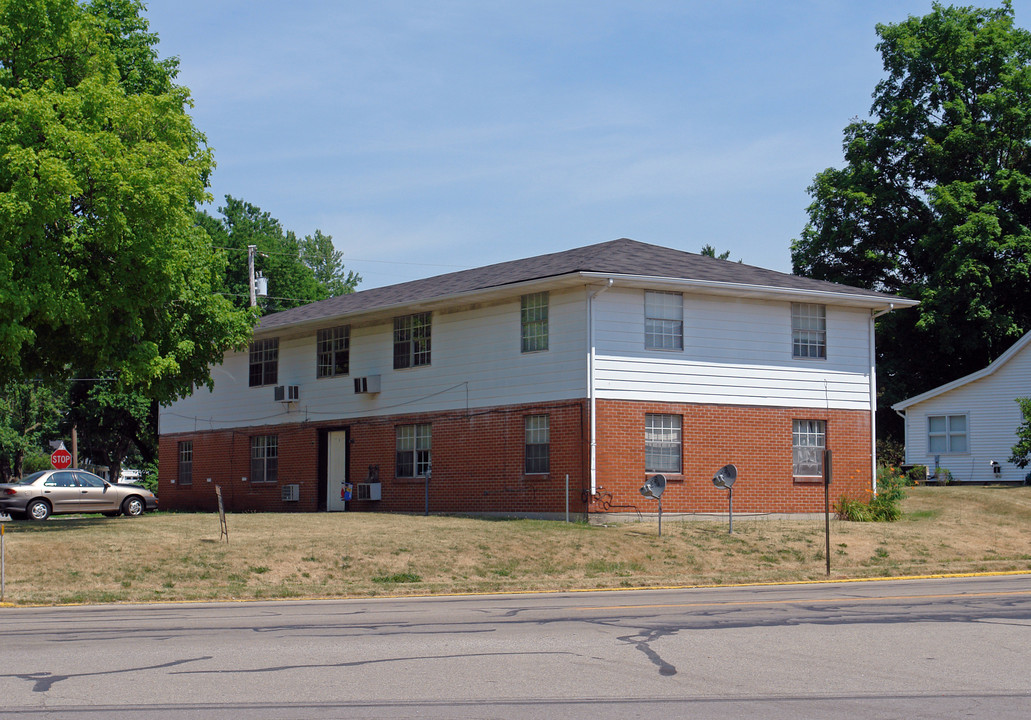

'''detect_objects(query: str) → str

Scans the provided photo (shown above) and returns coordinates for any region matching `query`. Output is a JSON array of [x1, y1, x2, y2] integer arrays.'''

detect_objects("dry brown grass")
[[2, 485, 1030, 606]]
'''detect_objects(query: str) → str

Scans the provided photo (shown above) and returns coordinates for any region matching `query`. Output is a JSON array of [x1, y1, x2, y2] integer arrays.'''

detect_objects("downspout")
[[588, 279, 614, 495], [870, 304, 895, 494]]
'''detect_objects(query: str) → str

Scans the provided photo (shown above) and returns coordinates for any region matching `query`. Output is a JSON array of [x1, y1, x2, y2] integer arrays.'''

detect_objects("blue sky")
[[142, 1, 1031, 289]]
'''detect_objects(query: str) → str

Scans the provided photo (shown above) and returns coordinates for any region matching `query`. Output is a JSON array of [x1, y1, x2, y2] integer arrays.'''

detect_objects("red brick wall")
[[159, 400, 590, 514], [593, 399, 872, 514], [158, 398, 872, 515]]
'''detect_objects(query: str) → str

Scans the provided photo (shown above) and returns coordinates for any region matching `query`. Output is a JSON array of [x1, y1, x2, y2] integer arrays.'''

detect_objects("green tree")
[[792, 2, 1031, 424], [700, 244, 732, 260], [0, 381, 66, 481], [200, 196, 359, 313], [62, 379, 154, 483], [300, 229, 361, 297], [0, 0, 254, 400], [1011, 397, 1031, 469]]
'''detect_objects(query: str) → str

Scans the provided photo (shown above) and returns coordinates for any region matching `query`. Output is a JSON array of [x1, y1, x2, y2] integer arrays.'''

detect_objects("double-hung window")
[[524, 415, 550, 474], [791, 303, 826, 359], [645, 291, 683, 350], [521, 292, 549, 353], [317, 326, 350, 378], [928, 415, 967, 453], [394, 313, 431, 369], [645, 414, 682, 473], [250, 435, 278, 484], [249, 338, 279, 386], [178, 441, 193, 486], [396, 424, 432, 477], [792, 420, 826, 478]]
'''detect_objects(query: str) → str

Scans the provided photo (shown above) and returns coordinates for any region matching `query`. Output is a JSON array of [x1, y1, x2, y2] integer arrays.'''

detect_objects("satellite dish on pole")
[[711, 464, 737, 489], [639, 474, 666, 499]]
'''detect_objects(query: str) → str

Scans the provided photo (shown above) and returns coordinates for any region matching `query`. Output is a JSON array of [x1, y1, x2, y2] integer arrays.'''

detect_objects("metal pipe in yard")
[[2, 523, 5, 602], [565, 474, 569, 523]]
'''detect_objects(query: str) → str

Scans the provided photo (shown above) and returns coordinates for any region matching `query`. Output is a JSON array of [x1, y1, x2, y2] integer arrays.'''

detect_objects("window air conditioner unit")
[[355, 483, 382, 501], [274, 385, 300, 402], [353, 375, 381, 394], [281, 484, 299, 502]]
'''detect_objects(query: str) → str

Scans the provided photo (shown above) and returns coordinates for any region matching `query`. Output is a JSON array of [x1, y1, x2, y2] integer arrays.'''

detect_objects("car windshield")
[[17, 471, 48, 485]]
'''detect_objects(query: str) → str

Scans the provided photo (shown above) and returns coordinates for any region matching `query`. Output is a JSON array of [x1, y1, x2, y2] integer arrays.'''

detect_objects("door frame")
[[317, 426, 350, 511]]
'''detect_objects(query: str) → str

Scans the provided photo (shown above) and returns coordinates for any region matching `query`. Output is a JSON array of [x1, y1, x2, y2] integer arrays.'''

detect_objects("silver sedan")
[[0, 469, 157, 521]]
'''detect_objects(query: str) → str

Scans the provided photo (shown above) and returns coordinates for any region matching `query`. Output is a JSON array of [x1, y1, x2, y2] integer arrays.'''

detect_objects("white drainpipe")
[[588, 279, 614, 495]]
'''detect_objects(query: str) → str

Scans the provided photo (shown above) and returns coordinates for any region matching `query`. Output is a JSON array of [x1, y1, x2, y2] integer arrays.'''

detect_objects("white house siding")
[[159, 288, 587, 435], [902, 344, 1031, 483], [592, 287, 873, 410]]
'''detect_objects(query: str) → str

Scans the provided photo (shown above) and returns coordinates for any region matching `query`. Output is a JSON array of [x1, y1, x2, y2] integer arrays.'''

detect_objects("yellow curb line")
[[2, 569, 1029, 608]]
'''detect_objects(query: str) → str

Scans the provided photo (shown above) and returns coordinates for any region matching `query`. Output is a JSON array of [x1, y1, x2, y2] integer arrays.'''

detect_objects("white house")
[[892, 331, 1031, 483], [158, 239, 917, 515]]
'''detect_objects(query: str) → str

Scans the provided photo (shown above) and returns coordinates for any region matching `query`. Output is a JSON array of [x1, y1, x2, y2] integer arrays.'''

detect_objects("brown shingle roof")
[[258, 238, 905, 330]]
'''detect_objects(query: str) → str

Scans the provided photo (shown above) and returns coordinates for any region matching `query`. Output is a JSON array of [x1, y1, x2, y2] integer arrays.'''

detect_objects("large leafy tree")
[[792, 2, 1031, 429], [199, 196, 359, 314], [0, 0, 254, 401], [0, 381, 65, 481]]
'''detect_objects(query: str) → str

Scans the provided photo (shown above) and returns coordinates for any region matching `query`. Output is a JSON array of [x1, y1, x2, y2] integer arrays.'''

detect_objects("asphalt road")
[[1, 575, 1030, 719]]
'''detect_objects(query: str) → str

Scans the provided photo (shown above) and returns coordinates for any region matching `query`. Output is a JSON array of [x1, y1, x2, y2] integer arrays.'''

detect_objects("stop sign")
[[51, 448, 72, 469]]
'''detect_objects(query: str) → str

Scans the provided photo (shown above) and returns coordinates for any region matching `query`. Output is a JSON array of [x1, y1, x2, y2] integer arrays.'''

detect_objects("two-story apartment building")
[[157, 238, 916, 516]]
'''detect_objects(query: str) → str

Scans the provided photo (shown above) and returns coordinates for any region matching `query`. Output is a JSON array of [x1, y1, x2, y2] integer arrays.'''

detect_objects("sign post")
[[824, 450, 832, 576]]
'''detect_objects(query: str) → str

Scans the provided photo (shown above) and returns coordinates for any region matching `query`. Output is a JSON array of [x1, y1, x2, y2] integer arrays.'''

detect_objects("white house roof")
[[892, 331, 1031, 411], [258, 238, 918, 334]]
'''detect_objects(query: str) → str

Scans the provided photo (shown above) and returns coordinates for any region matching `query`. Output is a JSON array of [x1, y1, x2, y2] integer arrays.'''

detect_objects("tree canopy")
[[198, 196, 360, 314], [792, 1, 1031, 417], [0, 0, 254, 401]]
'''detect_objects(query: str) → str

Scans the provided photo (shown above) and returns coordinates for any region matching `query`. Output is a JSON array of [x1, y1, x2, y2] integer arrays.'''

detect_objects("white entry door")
[[326, 430, 348, 511]]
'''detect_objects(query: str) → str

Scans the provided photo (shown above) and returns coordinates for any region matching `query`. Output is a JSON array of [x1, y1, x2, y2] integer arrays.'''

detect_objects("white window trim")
[[927, 413, 969, 455], [791, 303, 827, 360], [645, 291, 684, 351]]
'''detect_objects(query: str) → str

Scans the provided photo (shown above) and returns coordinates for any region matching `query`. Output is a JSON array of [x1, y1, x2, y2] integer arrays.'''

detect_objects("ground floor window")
[[250, 435, 278, 483], [396, 424, 431, 477], [928, 414, 967, 453], [792, 419, 826, 478], [178, 441, 193, 486], [524, 414, 550, 474], [645, 413, 682, 473]]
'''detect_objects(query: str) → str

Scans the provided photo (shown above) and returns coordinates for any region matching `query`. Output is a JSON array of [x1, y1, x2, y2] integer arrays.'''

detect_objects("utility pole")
[[248, 244, 257, 307]]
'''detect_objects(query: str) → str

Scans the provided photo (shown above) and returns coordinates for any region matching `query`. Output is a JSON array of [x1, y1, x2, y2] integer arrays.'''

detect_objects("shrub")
[[836, 466, 909, 522]]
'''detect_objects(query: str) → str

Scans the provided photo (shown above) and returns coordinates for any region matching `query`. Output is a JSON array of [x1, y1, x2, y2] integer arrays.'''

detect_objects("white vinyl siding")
[[593, 288, 872, 410]]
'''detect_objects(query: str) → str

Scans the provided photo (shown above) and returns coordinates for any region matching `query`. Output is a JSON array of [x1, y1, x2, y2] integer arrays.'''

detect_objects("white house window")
[[317, 326, 350, 378], [645, 414, 682, 473], [791, 303, 826, 359], [396, 424, 431, 477], [645, 291, 683, 350], [521, 292, 549, 353], [393, 313, 431, 369], [928, 415, 967, 453], [250, 435, 278, 484], [524, 415, 550, 474], [793, 419, 826, 477], [248, 338, 279, 386]]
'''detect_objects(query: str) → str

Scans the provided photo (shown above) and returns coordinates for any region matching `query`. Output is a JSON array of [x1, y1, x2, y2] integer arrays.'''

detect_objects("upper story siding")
[[592, 287, 874, 410], [159, 287, 587, 434]]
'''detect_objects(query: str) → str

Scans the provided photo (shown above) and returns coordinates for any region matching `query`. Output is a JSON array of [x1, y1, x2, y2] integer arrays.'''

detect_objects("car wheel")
[[27, 500, 51, 521], [122, 496, 145, 517]]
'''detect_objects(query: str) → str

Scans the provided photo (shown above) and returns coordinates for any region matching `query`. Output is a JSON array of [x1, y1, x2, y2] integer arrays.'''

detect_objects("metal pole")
[[824, 449, 833, 576], [248, 245, 257, 307], [565, 474, 569, 523], [1, 523, 5, 603], [658, 496, 662, 537], [424, 469, 430, 516], [728, 486, 733, 534]]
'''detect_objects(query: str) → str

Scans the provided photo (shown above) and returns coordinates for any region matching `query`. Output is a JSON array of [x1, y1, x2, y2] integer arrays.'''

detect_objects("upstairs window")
[[792, 419, 826, 478], [249, 338, 279, 387], [396, 424, 432, 477], [317, 326, 350, 378], [521, 292, 549, 353], [791, 303, 826, 359], [928, 415, 967, 453], [645, 291, 683, 350], [524, 415, 550, 474], [394, 312, 431, 369]]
